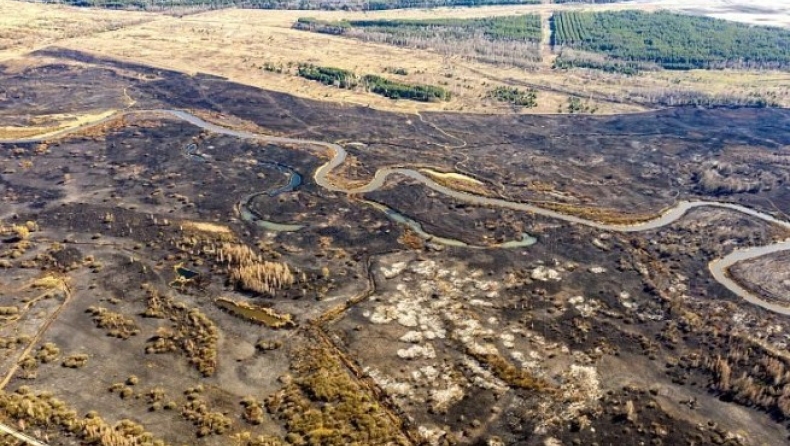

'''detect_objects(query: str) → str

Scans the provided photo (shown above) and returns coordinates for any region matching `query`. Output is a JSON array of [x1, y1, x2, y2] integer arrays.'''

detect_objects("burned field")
[[1, 50, 790, 446]]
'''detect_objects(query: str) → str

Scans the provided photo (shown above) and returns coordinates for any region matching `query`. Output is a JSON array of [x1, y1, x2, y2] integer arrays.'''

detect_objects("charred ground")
[[0, 50, 790, 446]]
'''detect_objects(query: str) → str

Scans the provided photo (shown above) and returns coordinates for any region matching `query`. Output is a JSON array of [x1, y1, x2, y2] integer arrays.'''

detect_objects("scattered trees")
[[142, 285, 218, 377], [86, 306, 140, 339], [35, 343, 61, 364], [266, 340, 410, 445], [295, 15, 543, 67], [488, 86, 538, 108], [700, 337, 790, 420], [181, 386, 232, 437], [294, 63, 452, 102], [0, 306, 19, 316], [240, 396, 265, 425], [0, 387, 168, 446], [557, 96, 597, 114], [62, 354, 89, 368], [218, 243, 295, 296]]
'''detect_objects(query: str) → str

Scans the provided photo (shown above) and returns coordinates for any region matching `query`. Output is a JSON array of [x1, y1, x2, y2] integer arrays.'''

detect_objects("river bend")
[[3, 109, 789, 315]]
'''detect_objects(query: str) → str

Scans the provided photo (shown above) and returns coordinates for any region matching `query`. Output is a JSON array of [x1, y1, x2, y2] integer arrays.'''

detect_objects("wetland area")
[[2, 47, 790, 446]]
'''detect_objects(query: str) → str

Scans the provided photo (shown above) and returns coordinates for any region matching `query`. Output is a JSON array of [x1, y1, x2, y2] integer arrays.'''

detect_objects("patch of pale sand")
[[421, 169, 483, 185]]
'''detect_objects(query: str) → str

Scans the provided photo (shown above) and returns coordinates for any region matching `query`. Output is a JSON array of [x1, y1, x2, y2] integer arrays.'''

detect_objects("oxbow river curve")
[[3, 109, 790, 316]]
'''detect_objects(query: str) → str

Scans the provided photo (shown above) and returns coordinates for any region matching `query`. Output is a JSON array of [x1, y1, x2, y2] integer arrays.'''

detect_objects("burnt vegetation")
[[2, 50, 790, 446]]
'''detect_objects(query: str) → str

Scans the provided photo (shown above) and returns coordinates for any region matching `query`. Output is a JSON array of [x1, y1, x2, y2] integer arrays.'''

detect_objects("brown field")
[[1, 0, 788, 120], [0, 0, 156, 62]]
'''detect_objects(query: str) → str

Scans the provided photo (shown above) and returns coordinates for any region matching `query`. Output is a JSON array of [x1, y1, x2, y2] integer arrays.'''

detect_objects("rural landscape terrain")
[[2, 0, 790, 445]]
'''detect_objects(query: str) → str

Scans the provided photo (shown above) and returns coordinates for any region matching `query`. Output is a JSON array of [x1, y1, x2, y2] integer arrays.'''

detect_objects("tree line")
[[297, 65, 357, 89], [294, 15, 543, 68], [40, 0, 543, 10], [296, 64, 451, 102], [34, 0, 632, 10], [362, 75, 451, 101], [296, 16, 542, 41]]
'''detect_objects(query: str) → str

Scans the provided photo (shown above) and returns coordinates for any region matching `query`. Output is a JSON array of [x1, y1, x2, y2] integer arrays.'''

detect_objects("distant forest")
[[30, 0, 620, 11], [295, 15, 544, 67], [553, 11, 790, 70]]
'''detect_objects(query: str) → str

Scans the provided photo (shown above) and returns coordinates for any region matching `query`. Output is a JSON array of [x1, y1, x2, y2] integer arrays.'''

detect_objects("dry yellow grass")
[[215, 297, 295, 328], [31, 275, 67, 290], [50, 6, 645, 115], [1, 0, 788, 117], [421, 168, 496, 196], [0, 0, 157, 61], [180, 220, 233, 235], [422, 169, 483, 185], [0, 110, 119, 141], [190, 3, 660, 27]]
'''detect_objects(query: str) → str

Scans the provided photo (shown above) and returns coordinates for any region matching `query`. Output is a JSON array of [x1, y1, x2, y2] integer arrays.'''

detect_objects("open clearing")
[[1, 0, 788, 118]]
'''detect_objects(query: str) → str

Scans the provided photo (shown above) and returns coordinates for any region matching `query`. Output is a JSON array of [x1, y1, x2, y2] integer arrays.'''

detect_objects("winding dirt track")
[[3, 108, 790, 315]]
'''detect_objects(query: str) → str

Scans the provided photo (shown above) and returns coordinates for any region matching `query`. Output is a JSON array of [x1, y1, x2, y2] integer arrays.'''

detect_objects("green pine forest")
[[295, 64, 452, 102], [295, 16, 543, 42], [294, 15, 545, 66], [552, 11, 790, 70]]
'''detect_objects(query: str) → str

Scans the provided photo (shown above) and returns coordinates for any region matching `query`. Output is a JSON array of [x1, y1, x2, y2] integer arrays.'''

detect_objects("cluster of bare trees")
[[705, 340, 790, 419], [347, 29, 542, 68], [692, 161, 785, 195], [0, 386, 168, 446], [218, 243, 294, 296]]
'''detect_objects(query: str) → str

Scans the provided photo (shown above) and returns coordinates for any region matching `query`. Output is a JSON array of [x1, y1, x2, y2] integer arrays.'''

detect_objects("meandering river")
[[3, 109, 789, 315]]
